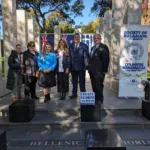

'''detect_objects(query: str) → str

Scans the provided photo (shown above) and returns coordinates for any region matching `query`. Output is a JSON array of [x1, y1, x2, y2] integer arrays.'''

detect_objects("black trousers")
[[89, 73, 105, 103], [24, 76, 37, 98], [57, 72, 69, 93], [71, 70, 86, 95]]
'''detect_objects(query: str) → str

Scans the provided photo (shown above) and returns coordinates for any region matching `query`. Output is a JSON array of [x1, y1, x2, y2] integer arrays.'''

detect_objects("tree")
[[17, 0, 84, 32], [91, 0, 112, 17], [45, 11, 75, 33], [82, 18, 100, 33]]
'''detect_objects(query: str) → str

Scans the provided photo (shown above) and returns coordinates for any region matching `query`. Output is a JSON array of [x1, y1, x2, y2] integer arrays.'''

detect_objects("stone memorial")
[[99, 17, 105, 43], [0, 130, 7, 150], [127, 0, 142, 24], [9, 100, 35, 122], [80, 92, 101, 122], [104, 10, 113, 75], [54, 25, 61, 49], [111, 0, 128, 78], [17, 10, 28, 51], [0, 40, 2, 79], [85, 129, 126, 150], [34, 20, 41, 52], [2, 0, 17, 73], [27, 18, 34, 42]]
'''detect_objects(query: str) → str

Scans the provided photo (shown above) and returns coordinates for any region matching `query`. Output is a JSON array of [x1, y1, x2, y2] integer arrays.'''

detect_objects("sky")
[[73, 0, 97, 26]]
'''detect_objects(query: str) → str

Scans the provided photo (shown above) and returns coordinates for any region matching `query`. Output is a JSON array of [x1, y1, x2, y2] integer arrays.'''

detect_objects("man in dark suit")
[[69, 33, 89, 98], [88, 33, 110, 104]]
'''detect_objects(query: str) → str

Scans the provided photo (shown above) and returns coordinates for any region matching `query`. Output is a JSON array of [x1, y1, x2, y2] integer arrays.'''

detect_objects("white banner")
[[119, 25, 150, 98]]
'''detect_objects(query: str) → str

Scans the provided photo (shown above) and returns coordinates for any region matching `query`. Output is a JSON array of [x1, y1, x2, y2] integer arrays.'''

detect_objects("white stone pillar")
[[2, 0, 17, 73], [127, 0, 142, 24], [54, 25, 61, 49], [0, 40, 1, 79], [99, 18, 105, 43], [27, 19, 34, 42], [34, 21, 41, 52], [111, 0, 128, 78], [16, 10, 28, 51], [104, 10, 113, 75], [96, 26, 100, 34]]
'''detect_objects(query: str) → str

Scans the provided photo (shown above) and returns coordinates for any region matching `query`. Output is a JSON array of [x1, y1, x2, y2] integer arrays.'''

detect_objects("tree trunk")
[[42, 18, 46, 33]]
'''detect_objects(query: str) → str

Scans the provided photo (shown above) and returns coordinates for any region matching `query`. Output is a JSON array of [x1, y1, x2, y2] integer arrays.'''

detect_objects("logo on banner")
[[126, 43, 144, 61]]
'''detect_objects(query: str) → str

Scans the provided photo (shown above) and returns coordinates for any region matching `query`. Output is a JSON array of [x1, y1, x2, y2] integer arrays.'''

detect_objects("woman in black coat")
[[6, 44, 23, 102], [55, 39, 70, 100]]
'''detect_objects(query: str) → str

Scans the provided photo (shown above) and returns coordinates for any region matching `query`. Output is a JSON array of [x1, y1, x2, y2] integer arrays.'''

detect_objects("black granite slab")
[[142, 100, 150, 120], [0, 130, 7, 150], [9, 100, 35, 122], [81, 104, 101, 122], [84, 129, 126, 150]]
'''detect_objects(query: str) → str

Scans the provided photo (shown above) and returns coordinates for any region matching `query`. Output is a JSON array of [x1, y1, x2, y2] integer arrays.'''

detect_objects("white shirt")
[[58, 50, 64, 72]]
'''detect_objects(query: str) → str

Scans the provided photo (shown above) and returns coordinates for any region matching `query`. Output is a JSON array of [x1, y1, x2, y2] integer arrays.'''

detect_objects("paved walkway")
[[0, 72, 142, 112]]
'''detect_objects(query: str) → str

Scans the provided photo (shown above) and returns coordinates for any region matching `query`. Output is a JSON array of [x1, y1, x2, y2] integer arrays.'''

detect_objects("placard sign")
[[80, 92, 95, 105], [119, 25, 150, 97]]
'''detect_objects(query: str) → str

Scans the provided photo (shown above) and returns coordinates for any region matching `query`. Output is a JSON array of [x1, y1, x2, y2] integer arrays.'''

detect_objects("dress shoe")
[[69, 94, 77, 99], [60, 92, 63, 100], [44, 99, 50, 103], [62, 92, 66, 100], [44, 94, 51, 103]]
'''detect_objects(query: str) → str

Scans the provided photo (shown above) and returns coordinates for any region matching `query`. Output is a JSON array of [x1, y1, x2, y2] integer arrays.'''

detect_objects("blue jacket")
[[37, 52, 57, 71], [69, 42, 89, 71]]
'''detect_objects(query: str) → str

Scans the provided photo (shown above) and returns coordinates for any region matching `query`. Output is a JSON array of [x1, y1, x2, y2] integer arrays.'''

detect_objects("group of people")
[[6, 33, 110, 105]]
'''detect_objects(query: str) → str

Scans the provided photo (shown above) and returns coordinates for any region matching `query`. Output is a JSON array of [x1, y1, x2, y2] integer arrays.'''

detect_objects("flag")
[[42, 32, 48, 50]]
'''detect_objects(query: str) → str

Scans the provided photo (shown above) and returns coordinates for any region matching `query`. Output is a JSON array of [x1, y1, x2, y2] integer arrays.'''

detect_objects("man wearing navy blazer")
[[88, 33, 110, 104], [69, 33, 89, 98]]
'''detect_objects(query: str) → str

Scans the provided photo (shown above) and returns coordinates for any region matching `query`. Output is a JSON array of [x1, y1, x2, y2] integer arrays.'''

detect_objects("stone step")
[[1, 104, 142, 117], [5, 128, 150, 150], [0, 112, 149, 130]]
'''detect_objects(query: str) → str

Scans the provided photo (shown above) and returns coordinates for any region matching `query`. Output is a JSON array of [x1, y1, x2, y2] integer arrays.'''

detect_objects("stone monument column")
[[96, 26, 100, 34], [54, 25, 61, 49], [16, 10, 28, 51], [111, 0, 128, 78], [2, 0, 17, 73], [99, 17, 105, 43], [27, 18, 34, 42], [127, 0, 142, 24], [34, 21, 41, 52], [104, 10, 113, 75], [0, 40, 1, 79]]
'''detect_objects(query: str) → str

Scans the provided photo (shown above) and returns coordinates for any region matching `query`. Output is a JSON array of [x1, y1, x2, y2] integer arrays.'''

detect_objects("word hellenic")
[[30, 140, 87, 147]]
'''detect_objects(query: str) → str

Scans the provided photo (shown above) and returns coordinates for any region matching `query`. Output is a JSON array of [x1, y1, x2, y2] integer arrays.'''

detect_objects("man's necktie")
[[75, 44, 78, 52], [91, 45, 97, 57]]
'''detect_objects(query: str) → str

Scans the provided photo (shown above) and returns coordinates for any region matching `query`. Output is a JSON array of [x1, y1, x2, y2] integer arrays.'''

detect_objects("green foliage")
[[60, 23, 75, 33], [82, 18, 100, 33], [17, 0, 84, 32], [91, 0, 112, 17], [142, 9, 147, 18]]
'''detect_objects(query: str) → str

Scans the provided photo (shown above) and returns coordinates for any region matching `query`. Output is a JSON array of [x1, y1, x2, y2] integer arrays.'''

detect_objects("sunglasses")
[[94, 37, 100, 39]]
